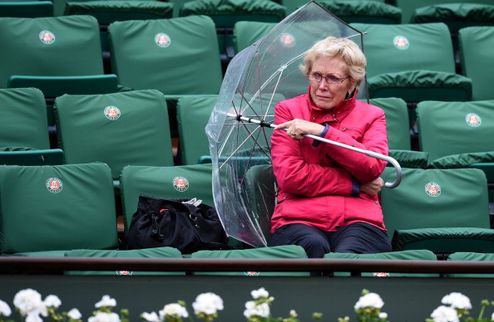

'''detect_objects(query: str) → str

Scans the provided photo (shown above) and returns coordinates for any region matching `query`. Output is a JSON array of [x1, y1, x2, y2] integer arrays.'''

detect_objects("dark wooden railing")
[[2, 257, 494, 275]]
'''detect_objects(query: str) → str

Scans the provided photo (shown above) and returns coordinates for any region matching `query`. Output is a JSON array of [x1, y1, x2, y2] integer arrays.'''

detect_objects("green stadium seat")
[[176, 95, 217, 165], [64, 247, 184, 276], [416, 100, 494, 164], [394, 0, 494, 24], [281, 0, 387, 15], [369, 97, 428, 168], [0, 1, 53, 17], [411, 3, 494, 34], [0, 163, 118, 256], [324, 249, 438, 277], [351, 22, 472, 104], [0, 87, 64, 165], [108, 15, 223, 100], [64, 1, 174, 26], [54, 89, 174, 183], [190, 245, 309, 276], [447, 252, 494, 278], [233, 20, 275, 53], [243, 164, 276, 242], [318, 0, 402, 24], [0, 15, 118, 95], [458, 26, 494, 101], [381, 167, 494, 257], [119, 164, 215, 236], [179, 0, 286, 65]]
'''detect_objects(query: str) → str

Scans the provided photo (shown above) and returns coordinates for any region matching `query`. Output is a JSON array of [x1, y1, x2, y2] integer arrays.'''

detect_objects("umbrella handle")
[[232, 114, 402, 188], [301, 132, 402, 189]]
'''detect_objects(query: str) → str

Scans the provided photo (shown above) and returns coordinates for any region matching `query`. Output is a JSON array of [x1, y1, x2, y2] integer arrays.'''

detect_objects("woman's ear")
[[345, 81, 361, 100], [345, 87, 357, 100]]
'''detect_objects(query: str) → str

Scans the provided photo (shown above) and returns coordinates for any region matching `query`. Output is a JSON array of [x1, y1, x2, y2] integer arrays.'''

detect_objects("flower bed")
[[1, 287, 493, 322]]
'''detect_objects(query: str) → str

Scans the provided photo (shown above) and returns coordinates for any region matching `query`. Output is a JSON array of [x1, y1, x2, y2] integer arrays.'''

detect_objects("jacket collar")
[[306, 86, 357, 124]]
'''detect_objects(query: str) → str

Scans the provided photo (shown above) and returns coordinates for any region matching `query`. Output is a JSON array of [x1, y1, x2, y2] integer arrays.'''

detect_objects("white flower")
[[159, 303, 189, 320], [289, 310, 298, 318], [430, 305, 459, 322], [243, 301, 270, 318], [94, 295, 117, 308], [379, 312, 388, 319], [354, 292, 384, 310], [140, 312, 159, 322], [26, 312, 44, 322], [491, 312, 494, 321], [192, 292, 223, 315], [13, 289, 47, 317], [67, 308, 82, 320], [0, 300, 12, 317], [251, 287, 269, 299], [44, 295, 61, 308], [441, 292, 472, 310], [88, 312, 121, 322]]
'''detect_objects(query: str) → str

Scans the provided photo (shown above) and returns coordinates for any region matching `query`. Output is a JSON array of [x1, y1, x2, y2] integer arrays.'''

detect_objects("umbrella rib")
[[218, 125, 262, 170]]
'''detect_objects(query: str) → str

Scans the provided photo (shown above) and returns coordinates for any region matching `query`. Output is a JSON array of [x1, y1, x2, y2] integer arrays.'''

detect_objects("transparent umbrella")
[[205, 1, 401, 248]]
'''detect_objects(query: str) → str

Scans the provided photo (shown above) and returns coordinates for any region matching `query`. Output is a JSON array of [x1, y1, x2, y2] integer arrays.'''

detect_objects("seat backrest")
[[381, 167, 490, 238], [0, 1, 53, 18], [55, 89, 174, 179], [176, 94, 217, 165], [0, 87, 50, 149], [0, 15, 104, 88], [394, 0, 494, 23], [369, 97, 410, 150], [64, 1, 174, 26], [351, 22, 456, 78], [119, 163, 214, 233], [416, 100, 494, 160], [459, 26, 494, 101], [244, 164, 276, 240], [180, 0, 285, 59], [233, 20, 275, 53], [180, 0, 285, 28], [108, 15, 223, 97], [317, 0, 402, 24], [0, 162, 118, 254]]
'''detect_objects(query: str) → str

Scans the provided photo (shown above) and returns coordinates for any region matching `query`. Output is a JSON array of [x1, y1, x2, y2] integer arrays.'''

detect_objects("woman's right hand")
[[275, 119, 325, 140]]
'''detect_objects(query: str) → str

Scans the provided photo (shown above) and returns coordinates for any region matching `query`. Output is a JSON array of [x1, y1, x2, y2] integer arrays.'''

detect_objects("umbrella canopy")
[[206, 1, 376, 247]]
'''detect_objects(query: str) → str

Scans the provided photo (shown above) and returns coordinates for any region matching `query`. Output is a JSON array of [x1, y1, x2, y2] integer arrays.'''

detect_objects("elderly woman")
[[268, 36, 392, 258]]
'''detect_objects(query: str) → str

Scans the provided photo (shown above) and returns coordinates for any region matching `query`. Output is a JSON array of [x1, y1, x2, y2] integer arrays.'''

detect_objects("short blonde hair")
[[300, 36, 366, 82]]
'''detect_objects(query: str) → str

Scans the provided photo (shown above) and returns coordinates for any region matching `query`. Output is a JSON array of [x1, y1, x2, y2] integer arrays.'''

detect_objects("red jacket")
[[270, 92, 389, 234]]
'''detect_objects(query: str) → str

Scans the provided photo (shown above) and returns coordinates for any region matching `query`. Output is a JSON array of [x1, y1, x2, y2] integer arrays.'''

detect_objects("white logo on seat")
[[155, 33, 171, 48], [465, 113, 481, 128], [393, 35, 409, 50], [39, 30, 55, 45], [104, 106, 121, 121], [279, 33, 296, 48], [425, 182, 441, 197], [173, 176, 189, 192], [46, 177, 63, 193]]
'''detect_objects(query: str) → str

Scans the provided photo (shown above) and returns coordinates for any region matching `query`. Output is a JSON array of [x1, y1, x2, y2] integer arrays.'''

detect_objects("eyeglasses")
[[308, 72, 349, 85]]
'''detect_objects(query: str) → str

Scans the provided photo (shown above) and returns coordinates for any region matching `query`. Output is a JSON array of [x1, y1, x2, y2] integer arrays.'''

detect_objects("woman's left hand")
[[360, 177, 384, 196], [275, 119, 325, 140]]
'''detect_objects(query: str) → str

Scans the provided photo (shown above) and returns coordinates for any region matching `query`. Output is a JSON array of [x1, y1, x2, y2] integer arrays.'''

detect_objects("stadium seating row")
[[0, 161, 493, 265], [1, 14, 492, 160], [2, 88, 494, 175]]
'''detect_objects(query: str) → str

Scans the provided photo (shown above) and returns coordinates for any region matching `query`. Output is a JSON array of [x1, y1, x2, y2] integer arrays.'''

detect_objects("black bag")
[[126, 195, 229, 253]]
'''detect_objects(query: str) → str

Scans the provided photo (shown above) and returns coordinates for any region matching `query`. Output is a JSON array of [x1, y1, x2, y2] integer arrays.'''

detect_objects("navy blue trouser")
[[268, 222, 392, 258]]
